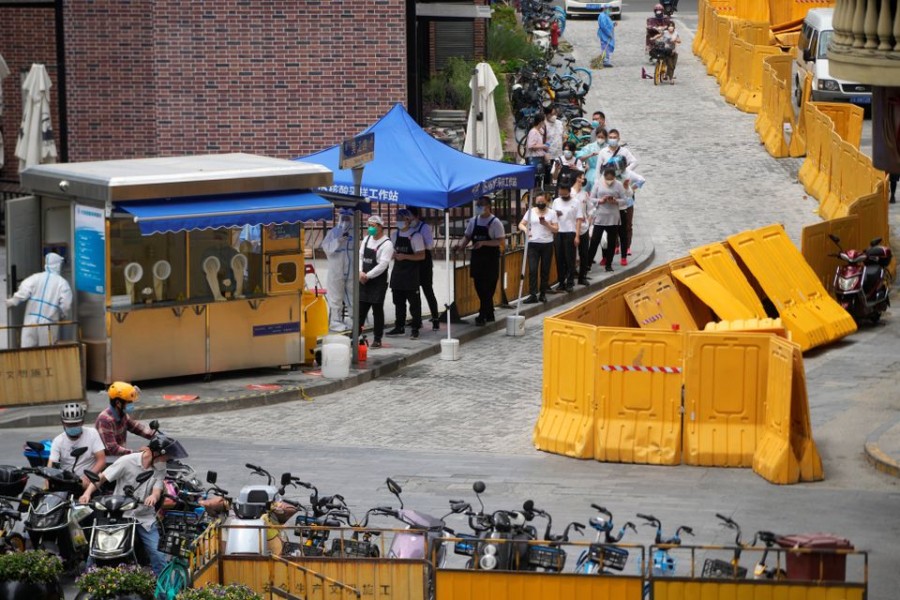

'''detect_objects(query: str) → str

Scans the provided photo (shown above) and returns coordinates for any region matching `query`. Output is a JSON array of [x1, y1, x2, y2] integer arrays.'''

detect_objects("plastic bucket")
[[321, 343, 351, 379], [322, 334, 351, 348]]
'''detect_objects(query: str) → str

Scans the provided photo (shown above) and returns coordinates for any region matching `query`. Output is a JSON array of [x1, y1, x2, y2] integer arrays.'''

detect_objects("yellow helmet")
[[108, 381, 140, 403]]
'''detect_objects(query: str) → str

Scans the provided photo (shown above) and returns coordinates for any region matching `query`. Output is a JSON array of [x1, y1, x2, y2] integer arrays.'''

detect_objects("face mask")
[[153, 461, 167, 473], [597, 139, 607, 147], [367, 226, 377, 236], [476, 205, 487, 214], [655, 11, 663, 17], [340, 219, 351, 229], [563, 150, 573, 159], [605, 178, 615, 184], [560, 195, 571, 201], [535, 202, 547, 210], [125, 403, 135, 414], [64, 426, 82, 438], [608, 138, 620, 147], [548, 115, 556, 122], [591, 120, 600, 128], [401, 220, 410, 230]]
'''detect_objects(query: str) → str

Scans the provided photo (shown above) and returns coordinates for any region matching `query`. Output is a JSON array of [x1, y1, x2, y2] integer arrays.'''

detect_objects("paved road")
[[3, 6, 899, 599]]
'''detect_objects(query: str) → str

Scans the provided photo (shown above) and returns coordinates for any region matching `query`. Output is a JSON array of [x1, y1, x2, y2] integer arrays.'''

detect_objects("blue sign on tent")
[[339, 133, 375, 170]]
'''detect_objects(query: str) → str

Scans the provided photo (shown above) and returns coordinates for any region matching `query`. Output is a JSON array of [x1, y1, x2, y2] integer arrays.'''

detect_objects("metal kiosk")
[[7, 153, 333, 384]]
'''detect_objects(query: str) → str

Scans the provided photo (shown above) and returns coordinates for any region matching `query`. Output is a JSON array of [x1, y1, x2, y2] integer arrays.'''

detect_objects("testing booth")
[[7, 153, 333, 385]]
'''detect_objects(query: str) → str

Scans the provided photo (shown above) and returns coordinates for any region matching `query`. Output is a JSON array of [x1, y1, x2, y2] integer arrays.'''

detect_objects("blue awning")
[[115, 191, 334, 235]]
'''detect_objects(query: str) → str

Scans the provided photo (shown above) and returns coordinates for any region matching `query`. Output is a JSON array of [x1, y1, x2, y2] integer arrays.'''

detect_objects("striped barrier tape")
[[601, 365, 683, 374]]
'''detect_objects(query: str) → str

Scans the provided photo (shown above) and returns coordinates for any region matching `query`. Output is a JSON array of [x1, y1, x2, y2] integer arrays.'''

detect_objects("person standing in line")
[[597, 7, 617, 68], [518, 192, 558, 304], [454, 196, 505, 325], [407, 207, 441, 331], [551, 184, 584, 293], [358, 216, 394, 348], [570, 170, 594, 285], [551, 141, 585, 187], [386, 211, 426, 340], [544, 106, 565, 164], [588, 167, 629, 272], [595, 129, 638, 265], [525, 113, 550, 185], [577, 128, 608, 192], [5, 252, 72, 348], [321, 209, 354, 331]]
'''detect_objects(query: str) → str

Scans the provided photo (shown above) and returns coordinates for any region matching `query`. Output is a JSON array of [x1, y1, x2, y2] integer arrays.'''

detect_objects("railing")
[[829, 0, 900, 84]]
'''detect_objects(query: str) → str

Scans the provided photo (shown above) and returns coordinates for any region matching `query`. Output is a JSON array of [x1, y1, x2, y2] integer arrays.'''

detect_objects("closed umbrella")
[[463, 62, 503, 161], [15, 63, 57, 173], [0, 54, 9, 169]]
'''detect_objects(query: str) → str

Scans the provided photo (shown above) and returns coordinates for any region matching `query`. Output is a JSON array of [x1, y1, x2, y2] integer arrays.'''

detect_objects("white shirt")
[[596, 145, 638, 179], [574, 189, 593, 235], [102, 452, 165, 530], [411, 220, 434, 250], [545, 117, 565, 159], [550, 197, 584, 234], [49, 427, 104, 477], [360, 235, 394, 279], [464, 214, 506, 240], [521, 207, 558, 244], [392, 229, 425, 254]]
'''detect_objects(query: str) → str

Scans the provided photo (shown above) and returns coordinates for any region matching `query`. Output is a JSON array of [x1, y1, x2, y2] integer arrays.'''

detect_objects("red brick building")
[[0, 0, 488, 185]]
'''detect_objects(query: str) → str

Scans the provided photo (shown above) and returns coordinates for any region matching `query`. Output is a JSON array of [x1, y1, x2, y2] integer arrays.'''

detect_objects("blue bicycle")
[[637, 513, 693, 597], [573, 504, 636, 575]]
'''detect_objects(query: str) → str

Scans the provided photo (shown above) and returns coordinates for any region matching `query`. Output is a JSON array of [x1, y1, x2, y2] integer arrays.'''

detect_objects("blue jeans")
[[136, 523, 168, 575]]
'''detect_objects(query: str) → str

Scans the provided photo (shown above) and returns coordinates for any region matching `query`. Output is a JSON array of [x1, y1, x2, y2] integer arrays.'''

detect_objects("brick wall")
[[0, 6, 58, 182], [4, 0, 407, 178]]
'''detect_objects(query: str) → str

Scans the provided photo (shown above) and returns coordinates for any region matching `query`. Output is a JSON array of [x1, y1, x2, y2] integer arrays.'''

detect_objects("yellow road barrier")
[[689, 243, 767, 319], [789, 72, 813, 157], [710, 16, 736, 78], [703, 317, 789, 338], [734, 0, 769, 22], [736, 44, 784, 113], [436, 570, 644, 600], [800, 215, 860, 292], [769, 0, 836, 27], [626, 274, 699, 331], [722, 35, 751, 106], [672, 266, 758, 321], [755, 54, 794, 157], [594, 328, 684, 465]]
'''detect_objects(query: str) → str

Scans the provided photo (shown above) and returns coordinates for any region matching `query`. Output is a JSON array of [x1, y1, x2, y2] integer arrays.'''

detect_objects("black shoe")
[[431, 319, 441, 331], [485, 316, 495, 323], [539, 294, 547, 303], [892, 197, 896, 204], [371, 340, 382, 348], [605, 266, 614, 272], [577, 278, 589, 286], [385, 328, 405, 336], [410, 329, 419, 340], [474, 317, 486, 326], [523, 295, 539, 304], [565, 285, 574, 292]]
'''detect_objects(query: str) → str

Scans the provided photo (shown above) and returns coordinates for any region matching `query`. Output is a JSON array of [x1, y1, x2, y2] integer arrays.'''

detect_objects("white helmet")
[[60, 403, 85, 425]]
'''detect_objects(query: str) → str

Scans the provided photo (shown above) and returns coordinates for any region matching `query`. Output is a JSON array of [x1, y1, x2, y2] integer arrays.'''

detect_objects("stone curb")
[[863, 418, 900, 479], [0, 241, 656, 430]]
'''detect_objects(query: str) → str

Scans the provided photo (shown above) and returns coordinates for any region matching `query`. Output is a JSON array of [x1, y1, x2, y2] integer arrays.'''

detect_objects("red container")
[[777, 533, 853, 582]]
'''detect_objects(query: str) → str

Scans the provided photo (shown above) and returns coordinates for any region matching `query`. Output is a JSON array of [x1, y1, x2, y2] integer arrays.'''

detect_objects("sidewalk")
[[0, 232, 655, 429]]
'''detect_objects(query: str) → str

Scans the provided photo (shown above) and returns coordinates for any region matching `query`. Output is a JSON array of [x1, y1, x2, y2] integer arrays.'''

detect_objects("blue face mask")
[[124, 403, 135, 414], [64, 426, 82, 437], [591, 120, 600, 129]]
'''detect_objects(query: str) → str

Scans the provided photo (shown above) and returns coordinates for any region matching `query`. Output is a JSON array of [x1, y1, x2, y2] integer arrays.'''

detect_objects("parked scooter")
[[279, 473, 353, 557], [22, 443, 93, 571], [83, 469, 155, 568], [223, 463, 280, 556], [454, 481, 535, 571], [829, 234, 893, 323], [573, 505, 636, 574], [521, 499, 584, 573]]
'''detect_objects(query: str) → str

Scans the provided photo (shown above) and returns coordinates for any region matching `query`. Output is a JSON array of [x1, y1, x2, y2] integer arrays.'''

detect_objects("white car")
[[565, 0, 622, 20]]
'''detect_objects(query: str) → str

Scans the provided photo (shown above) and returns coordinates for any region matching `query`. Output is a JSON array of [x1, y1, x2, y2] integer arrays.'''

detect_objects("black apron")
[[415, 221, 434, 285], [470, 216, 500, 280], [358, 236, 388, 304], [390, 231, 421, 291]]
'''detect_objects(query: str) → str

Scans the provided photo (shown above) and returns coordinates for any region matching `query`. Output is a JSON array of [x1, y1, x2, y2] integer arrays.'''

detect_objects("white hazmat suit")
[[6, 252, 73, 347], [321, 213, 354, 331]]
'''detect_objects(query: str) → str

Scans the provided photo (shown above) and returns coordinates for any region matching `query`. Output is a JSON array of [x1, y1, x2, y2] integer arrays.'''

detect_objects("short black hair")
[[608, 128, 620, 136], [563, 141, 576, 151]]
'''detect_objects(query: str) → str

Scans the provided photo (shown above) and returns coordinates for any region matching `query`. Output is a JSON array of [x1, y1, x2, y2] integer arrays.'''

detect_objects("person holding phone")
[[550, 184, 584, 292], [518, 192, 558, 304], [588, 167, 630, 272]]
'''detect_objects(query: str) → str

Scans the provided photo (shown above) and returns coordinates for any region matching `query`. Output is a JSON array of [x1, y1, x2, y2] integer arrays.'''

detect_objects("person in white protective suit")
[[6, 252, 73, 347], [322, 209, 354, 331]]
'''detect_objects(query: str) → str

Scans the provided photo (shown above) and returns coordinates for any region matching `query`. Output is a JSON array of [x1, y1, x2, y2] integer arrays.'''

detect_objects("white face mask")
[[563, 150, 573, 159]]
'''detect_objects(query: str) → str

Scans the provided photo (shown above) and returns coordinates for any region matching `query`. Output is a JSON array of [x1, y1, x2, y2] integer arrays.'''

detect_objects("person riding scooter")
[[48, 403, 106, 490], [646, 3, 673, 54], [79, 433, 189, 575], [95, 381, 155, 457]]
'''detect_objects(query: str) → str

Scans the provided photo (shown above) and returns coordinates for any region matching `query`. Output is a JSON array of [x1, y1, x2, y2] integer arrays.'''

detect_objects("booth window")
[[110, 219, 186, 305], [190, 226, 263, 301]]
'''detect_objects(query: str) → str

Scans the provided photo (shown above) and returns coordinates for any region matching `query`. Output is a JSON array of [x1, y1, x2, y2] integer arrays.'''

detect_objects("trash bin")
[[777, 533, 853, 581]]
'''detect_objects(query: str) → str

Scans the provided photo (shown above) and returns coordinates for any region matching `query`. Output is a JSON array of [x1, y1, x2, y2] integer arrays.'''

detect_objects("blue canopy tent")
[[297, 103, 535, 340]]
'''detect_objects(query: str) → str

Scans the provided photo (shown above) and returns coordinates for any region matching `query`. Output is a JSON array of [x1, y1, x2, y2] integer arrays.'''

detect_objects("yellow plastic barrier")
[[710, 16, 735, 78], [689, 243, 767, 318], [757, 54, 794, 157], [819, 135, 852, 219], [789, 72, 812, 157], [800, 215, 860, 292], [625, 274, 699, 331], [671, 266, 758, 321], [769, 0, 837, 27], [848, 184, 891, 264], [727, 224, 856, 351], [735, 45, 784, 113], [698, 2, 737, 64], [436, 570, 645, 600], [653, 579, 864, 600], [594, 328, 684, 465], [818, 102, 864, 149], [532, 319, 599, 459], [703, 317, 789, 338], [809, 111, 836, 202], [722, 35, 751, 105], [734, 0, 769, 22], [798, 102, 825, 192], [682, 332, 771, 468]]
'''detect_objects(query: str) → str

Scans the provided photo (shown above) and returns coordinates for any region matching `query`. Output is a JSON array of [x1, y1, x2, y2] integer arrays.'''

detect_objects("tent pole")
[[513, 192, 533, 319], [445, 210, 451, 340]]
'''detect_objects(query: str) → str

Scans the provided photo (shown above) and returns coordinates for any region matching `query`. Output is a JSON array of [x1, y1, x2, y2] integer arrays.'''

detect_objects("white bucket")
[[506, 315, 526, 337], [440, 338, 460, 361], [321, 342, 351, 378], [322, 334, 351, 348]]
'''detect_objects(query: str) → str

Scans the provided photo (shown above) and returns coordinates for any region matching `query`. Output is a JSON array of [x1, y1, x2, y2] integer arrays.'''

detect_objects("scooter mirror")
[[149, 420, 160, 431], [871, 237, 883, 246], [70, 446, 89, 459], [472, 481, 486, 494], [386, 477, 402, 496], [206, 471, 218, 484], [523, 499, 535, 512], [281, 472, 292, 486], [84, 470, 100, 484], [26, 440, 45, 453], [136, 470, 154, 484], [124, 485, 135, 496]]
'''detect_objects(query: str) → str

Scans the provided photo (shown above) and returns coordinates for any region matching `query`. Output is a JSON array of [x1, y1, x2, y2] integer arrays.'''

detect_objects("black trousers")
[[527, 241, 554, 296], [392, 288, 422, 330], [618, 206, 634, 258], [555, 232, 577, 288], [588, 224, 619, 268], [358, 301, 384, 341], [577, 230, 591, 279], [420, 251, 439, 319], [471, 253, 499, 321]]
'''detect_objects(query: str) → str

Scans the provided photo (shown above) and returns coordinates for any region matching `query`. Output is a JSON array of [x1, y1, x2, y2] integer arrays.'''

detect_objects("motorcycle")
[[661, 0, 676, 16], [453, 481, 535, 571], [278, 473, 354, 558], [521, 499, 584, 573], [83, 469, 154, 568], [828, 234, 893, 323], [222, 463, 281, 556], [22, 442, 93, 571], [0, 464, 28, 554], [573, 505, 636, 574]]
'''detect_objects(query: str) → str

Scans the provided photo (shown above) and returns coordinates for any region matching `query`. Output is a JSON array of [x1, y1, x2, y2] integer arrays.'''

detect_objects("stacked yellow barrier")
[[710, 16, 735, 78], [754, 54, 795, 157], [789, 72, 812, 157], [736, 45, 784, 113], [734, 0, 770, 22], [769, 0, 835, 27]]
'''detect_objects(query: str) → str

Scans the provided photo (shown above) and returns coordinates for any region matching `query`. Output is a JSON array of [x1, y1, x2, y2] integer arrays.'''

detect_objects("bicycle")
[[637, 513, 692, 597], [701, 513, 750, 579], [154, 489, 218, 600], [0, 497, 25, 554], [573, 504, 636, 575], [647, 31, 674, 86]]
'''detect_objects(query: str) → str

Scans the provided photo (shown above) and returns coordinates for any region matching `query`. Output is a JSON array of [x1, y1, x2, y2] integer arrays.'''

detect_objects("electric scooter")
[[829, 234, 893, 323], [83, 469, 154, 568]]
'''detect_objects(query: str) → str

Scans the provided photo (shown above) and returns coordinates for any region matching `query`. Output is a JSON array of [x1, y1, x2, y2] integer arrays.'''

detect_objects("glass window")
[[817, 31, 832, 59], [110, 219, 186, 305], [190, 227, 264, 302]]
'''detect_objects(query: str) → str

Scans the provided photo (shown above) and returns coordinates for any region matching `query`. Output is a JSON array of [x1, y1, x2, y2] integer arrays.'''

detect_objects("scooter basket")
[[330, 537, 378, 558], [0, 466, 28, 497], [454, 533, 479, 556], [649, 44, 672, 60], [159, 529, 194, 558], [702, 558, 748, 579], [527, 545, 567, 571], [588, 544, 629, 571]]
